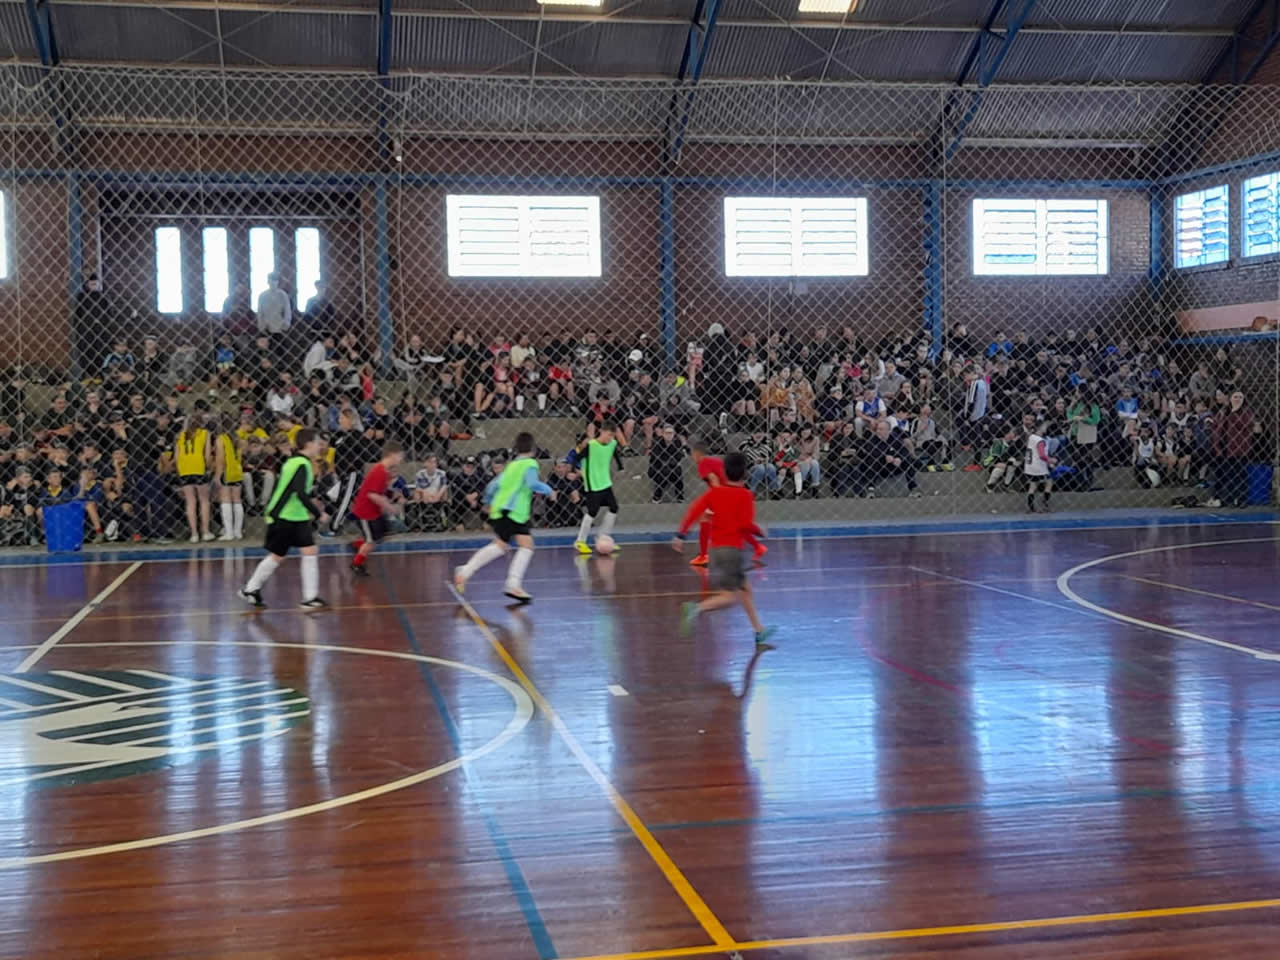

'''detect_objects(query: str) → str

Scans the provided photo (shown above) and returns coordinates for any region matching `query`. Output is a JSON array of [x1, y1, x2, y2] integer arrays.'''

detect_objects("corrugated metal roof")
[[394, 15, 537, 71], [705, 26, 841, 78], [962, 85, 1192, 142], [218, 10, 376, 69], [1025, 0, 1254, 30], [51, 4, 222, 64], [996, 32, 1228, 84], [533, 20, 687, 77], [0, 3, 36, 60], [850, 0, 990, 27], [822, 28, 969, 82]]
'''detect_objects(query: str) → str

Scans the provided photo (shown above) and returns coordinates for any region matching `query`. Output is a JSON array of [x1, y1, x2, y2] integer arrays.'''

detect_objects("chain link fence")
[[0, 66, 1277, 544]]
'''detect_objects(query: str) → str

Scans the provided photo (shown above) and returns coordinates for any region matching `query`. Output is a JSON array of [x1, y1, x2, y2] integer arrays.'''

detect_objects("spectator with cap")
[[3, 465, 40, 545], [544, 458, 583, 527], [452, 455, 487, 531]]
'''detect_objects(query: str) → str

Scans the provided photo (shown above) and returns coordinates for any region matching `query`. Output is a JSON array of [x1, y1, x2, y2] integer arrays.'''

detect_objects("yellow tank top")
[[175, 429, 208, 476], [220, 434, 243, 483]]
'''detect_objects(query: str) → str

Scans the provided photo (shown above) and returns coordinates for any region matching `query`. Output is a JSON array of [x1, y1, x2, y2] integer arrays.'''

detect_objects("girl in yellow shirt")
[[214, 414, 246, 541], [175, 415, 213, 543]]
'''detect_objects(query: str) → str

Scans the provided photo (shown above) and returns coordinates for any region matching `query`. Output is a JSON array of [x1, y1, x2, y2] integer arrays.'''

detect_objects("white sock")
[[537, 394, 547, 411], [301, 553, 319, 601], [515, 395, 525, 413], [245, 554, 280, 592], [505, 547, 533, 591], [576, 513, 594, 543], [220, 502, 234, 535], [460, 541, 506, 580], [794, 471, 803, 494], [232, 503, 245, 538], [598, 509, 616, 537]]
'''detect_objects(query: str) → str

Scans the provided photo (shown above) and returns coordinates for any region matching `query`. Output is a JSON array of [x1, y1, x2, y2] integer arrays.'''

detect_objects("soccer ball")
[[595, 535, 616, 555]]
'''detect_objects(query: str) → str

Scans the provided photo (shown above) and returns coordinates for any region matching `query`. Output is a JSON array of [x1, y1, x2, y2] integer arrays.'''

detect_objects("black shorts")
[[356, 514, 390, 544], [584, 489, 619, 517], [709, 547, 748, 591], [219, 477, 242, 488], [179, 474, 209, 488], [264, 519, 315, 556], [490, 514, 531, 544]]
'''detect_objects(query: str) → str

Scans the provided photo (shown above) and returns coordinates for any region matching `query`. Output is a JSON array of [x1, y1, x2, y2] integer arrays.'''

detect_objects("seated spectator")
[[861, 419, 921, 499], [739, 428, 777, 497], [39, 394, 76, 445], [828, 421, 861, 497], [1188, 362, 1216, 402], [408, 454, 449, 533], [817, 385, 845, 436], [647, 423, 685, 503], [510, 332, 537, 372], [910, 403, 948, 468], [959, 365, 989, 467], [1133, 424, 1161, 488], [875, 361, 906, 401], [544, 459, 583, 527], [38, 468, 75, 532], [2, 465, 39, 545], [518, 358, 545, 415], [73, 467, 106, 543], [983, 427, 1020, 492], [853, 386, 886, 439], [985, 331, 1014, 358], [791, 424, 822, 497], [304, 333, 336, 381], [623, 372, 661, 453], [103, 340, 136, 379], [451, 456, 487, 531], [730, 369, 760, 428]]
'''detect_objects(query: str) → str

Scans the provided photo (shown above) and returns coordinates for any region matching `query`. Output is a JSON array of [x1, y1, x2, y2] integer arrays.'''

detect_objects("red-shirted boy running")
[[689, 440, 767, 567], [673, 451, 775, 648], [349, 441, 405, 577]]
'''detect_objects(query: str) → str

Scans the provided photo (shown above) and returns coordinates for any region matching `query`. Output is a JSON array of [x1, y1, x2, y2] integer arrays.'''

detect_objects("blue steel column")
[[659, 180, 678, 371], [375, 182, 394, 372], [923, 182, 943, 358]]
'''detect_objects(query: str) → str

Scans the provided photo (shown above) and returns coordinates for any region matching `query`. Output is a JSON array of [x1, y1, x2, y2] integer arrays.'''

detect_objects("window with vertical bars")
[[1174, 185, 1229, 268], [295, 226, 321, 311], [202, 227, 229, 314], [972, 198, 1109, 276], [155, 226, 183, 314], [1243, 172, 1280, 259], [446, 195, 601, 277], [723, 197, 868, 277]]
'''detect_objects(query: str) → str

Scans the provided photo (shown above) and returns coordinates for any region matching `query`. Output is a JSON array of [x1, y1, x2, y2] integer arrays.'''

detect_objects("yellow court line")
[[559, 896, 1280, 960], [449, 584, 735, 950], [1123, 574, 1280, 613]]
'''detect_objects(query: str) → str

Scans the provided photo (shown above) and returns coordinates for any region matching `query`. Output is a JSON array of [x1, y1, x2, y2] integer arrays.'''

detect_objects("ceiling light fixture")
[[797, 0, 856, 14]]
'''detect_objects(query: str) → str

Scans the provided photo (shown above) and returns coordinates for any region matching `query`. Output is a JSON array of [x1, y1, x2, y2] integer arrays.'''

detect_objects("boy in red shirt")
[[349, 441, 406, 576], [673, 452, 775, 648], [689, 440, 767, 566]]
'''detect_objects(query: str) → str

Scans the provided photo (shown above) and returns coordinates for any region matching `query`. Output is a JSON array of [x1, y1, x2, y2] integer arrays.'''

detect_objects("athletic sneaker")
[[299, 597, 329, 610], [753, 543, 769, 565], [239, 588, 265, 608], [503, 587, 533, 605], [755, 627, 777, 650], [351, 562, 370, 578], [690, 554, 709, 567], [679, 601, 700, 636], [452, 567, 467, 594], [574, 540, 593, 556], [201, 532, 216, 542]]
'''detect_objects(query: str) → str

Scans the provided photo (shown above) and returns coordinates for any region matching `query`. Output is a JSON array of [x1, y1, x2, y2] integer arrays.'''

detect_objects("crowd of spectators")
[[0, 312, 1269, 547]]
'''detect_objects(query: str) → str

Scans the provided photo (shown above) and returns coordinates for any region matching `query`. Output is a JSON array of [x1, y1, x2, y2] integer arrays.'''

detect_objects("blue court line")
[[380, 573, 558, 960], [7, 510, 1278, 568]]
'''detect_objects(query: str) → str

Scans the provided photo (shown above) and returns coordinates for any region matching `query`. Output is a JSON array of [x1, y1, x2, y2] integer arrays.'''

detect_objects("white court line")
[[61, 697, 312, 743], [1055, 537, 1280, 662], [125, 669, 195, 685], [0, 674, 90, 701], [15, 561, 142, 673], [607, 684, 629, 697]]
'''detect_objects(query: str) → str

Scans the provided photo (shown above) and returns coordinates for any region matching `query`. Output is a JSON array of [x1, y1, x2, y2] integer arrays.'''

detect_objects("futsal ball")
[[595, 535, 616, 555]]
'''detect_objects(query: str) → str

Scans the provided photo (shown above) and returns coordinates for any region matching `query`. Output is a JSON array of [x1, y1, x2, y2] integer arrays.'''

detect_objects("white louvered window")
[[1243, 172, 1280, 259], [972, 198, 1109, 276], [723, 197, 868, 277], [446, 195, 601, 278], [1174, 185, 1229, 268]]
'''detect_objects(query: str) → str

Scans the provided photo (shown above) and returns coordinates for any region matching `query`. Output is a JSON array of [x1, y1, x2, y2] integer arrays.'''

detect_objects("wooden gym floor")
[[1, 519, 1280, 959]]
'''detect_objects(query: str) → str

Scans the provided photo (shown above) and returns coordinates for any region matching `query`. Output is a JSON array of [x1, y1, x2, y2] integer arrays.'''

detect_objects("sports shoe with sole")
[[574, 540, 592, 556], [239, 588, 265, 608], [452, 568, 467, 594], [503, 588, 533, 605], [299, 597, 329, 610], [690, 554, 709, 567], [351, 562, 370, 577]]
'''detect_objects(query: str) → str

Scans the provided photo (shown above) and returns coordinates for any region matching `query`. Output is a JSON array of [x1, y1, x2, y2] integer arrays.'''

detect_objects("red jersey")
[[697, 456, 727, 486], [351, 463, 390, 521], [678, 485, 763, 550]]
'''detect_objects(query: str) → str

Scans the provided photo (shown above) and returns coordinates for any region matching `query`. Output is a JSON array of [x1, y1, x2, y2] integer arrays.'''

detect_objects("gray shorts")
[[708, 547, 748, 591]]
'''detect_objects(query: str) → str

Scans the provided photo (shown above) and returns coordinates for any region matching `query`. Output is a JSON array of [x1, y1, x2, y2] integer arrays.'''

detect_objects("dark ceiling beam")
[[942, 0, 1038, 162], [1201, 0, 1280, 83], [23, 0, 60, 68], [662, 0, 723, 167]]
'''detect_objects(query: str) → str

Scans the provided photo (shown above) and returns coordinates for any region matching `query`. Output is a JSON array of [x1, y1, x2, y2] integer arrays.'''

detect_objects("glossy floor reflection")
[[2, 522, 1280, 959]]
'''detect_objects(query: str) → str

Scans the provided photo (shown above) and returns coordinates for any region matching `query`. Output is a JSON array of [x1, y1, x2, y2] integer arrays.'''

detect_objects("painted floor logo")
[[0, 669, 310, 790]]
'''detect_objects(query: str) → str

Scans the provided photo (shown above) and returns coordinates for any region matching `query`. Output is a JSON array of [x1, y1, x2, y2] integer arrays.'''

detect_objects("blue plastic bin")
[[44, 501, 86, 552], [1248, 464, 1274, 506]]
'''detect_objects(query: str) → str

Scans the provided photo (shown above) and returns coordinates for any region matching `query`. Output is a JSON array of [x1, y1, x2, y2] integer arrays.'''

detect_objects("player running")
[[349, 441, 406, 577], [689, 439, 767, 567]]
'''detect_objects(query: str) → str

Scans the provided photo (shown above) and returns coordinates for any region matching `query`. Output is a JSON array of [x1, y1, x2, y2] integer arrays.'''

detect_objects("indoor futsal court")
[[3, 517, 1280, 960]]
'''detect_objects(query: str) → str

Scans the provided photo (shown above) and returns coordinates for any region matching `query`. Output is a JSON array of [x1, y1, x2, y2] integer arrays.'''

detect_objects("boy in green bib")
[[574, 421, 625, 555], [240, 428, 330, 610], [453, 431, 553, 604]]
